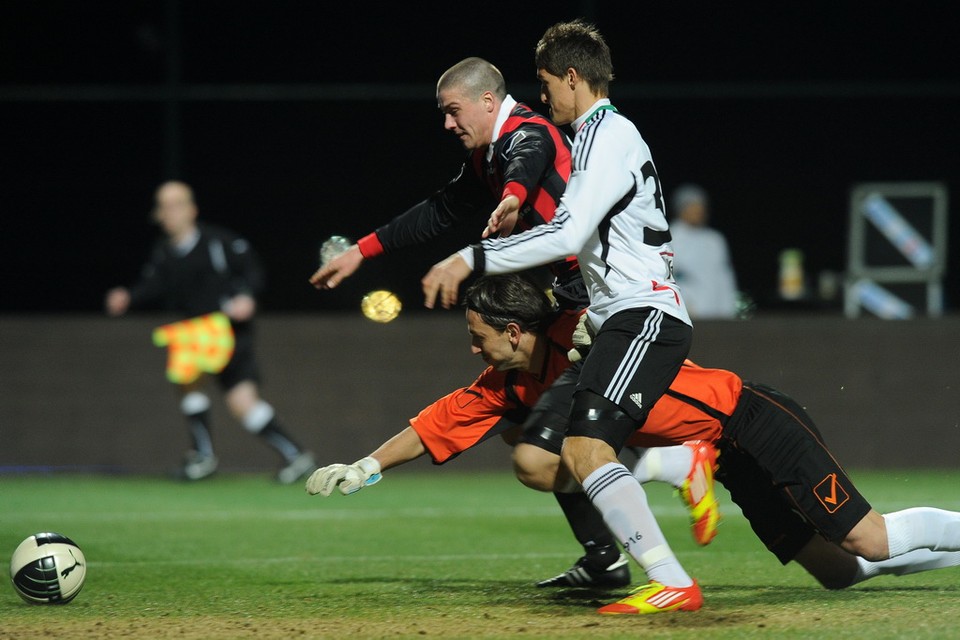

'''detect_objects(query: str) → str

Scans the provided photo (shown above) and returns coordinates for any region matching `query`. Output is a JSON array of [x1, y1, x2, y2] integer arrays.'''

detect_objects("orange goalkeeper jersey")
[[410, 310, 581, 464], [625, 360, 741, 449], [410, 311, 743, 464]]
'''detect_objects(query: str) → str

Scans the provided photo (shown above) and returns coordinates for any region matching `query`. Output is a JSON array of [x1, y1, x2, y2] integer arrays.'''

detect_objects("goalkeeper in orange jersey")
[[105, 181, 315, 483], [307, 274, 960, 614]]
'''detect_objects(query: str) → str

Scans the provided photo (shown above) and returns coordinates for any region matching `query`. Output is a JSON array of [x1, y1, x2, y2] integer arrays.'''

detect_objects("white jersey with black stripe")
[[474, 99, 691, 330]]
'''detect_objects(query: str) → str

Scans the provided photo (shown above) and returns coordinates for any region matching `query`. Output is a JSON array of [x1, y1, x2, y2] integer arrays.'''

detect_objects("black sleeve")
[[373, 159, 496, 253], [127, 242, 169, 309]]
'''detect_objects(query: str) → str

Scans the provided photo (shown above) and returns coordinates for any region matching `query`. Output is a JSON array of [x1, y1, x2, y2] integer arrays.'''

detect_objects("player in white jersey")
[[422, 21, 702, 615]]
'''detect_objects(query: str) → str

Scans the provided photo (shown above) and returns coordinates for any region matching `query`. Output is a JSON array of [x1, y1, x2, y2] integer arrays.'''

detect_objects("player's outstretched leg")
[[565, 392, 702, 615], [536, 492, 631, 588], [849, 507, 960, 584], [632, 441, 721, 545]]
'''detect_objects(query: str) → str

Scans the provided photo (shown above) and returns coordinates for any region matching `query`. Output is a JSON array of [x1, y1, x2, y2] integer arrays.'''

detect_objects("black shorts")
[[215, 323, 261, 391], [717, 384, 873, 564], [573, 308, 691, 425]]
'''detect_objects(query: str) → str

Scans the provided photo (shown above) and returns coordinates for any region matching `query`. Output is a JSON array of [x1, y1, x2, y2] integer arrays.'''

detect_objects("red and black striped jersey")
[[357, 97, 574, 279]]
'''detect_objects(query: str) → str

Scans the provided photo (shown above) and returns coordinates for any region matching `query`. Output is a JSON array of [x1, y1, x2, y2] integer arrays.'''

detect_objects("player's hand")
[[422, 254, 472, 309], [225, 294, 256, 322], [310, 244, 364, 290], [482, 195, 520, 238], [568, 312, 595, 362], [305, 457, 382, 496], [105, 287, 131, 317]]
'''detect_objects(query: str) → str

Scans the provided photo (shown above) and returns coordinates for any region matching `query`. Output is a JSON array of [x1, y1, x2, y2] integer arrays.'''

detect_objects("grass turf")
[[1, 469, 959, 639]]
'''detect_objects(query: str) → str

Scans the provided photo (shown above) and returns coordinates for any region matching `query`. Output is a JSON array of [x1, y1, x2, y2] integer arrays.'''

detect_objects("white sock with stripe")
[[582, 462, 693, 587], [632, 446, 693, 488]]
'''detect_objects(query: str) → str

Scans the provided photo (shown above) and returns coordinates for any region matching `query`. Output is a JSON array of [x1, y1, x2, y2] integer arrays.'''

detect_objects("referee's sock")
[[553, 491, 621, 567], [583, 462, 693, 587], [243, 401, 303, 463], [181, 391, 214, 458]]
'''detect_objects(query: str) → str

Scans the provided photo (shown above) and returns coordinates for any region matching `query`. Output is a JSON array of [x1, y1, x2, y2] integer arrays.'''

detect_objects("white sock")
[[180, 391, 211, 415], [242, 401, 275, 434], [632, 445, 693, 488], [582, 462, 693, 587], [884, 507, 960, 556], [852, 549, 960, 585]]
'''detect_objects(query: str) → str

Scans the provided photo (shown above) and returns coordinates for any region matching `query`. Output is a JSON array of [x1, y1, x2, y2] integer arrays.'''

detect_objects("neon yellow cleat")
[[679, 440, 720, 545], [597, 580, 703, 614]]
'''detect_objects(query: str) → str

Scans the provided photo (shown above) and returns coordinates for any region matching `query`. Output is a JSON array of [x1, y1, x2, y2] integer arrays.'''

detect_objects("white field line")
[[2, 504, 699, 522], [87, 549, 715, 568]]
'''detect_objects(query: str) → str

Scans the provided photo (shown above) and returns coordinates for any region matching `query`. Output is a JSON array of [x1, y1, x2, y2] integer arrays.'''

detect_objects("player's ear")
[[482, 91, 496, 112], [505, 322, 523, 345], [565, 67, 578, 90]]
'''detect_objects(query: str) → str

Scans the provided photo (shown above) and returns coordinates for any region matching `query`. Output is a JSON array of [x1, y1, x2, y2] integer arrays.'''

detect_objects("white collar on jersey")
[[573, 98, 613, 132], [485, 94, 518, 163]]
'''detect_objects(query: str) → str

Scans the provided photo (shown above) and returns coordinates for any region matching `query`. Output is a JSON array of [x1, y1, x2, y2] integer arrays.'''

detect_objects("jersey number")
[[640, 161, 665, 214]]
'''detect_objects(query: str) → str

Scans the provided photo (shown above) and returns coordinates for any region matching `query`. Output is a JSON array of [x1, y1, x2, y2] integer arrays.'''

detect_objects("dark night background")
[[2, 1, 957, 315]]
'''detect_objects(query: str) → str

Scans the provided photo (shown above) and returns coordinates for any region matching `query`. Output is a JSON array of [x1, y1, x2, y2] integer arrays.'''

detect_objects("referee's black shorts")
[[215, 323, 261, 391], [717, 384, 873, 564]]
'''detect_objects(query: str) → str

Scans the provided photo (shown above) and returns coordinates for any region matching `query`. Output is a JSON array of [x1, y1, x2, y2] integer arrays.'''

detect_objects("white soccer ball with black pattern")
[[10, 532, 86, 604]]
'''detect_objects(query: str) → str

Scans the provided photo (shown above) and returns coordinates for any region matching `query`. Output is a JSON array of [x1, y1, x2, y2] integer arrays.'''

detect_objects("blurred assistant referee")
[[106, 181, 316, 483]]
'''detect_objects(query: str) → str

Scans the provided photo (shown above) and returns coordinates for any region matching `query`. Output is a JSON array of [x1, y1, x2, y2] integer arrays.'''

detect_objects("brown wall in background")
[[2, 314, 958, 475]]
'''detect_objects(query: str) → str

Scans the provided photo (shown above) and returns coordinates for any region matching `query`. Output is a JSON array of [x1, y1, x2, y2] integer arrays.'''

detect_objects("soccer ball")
[[10, 532, 86, 604]]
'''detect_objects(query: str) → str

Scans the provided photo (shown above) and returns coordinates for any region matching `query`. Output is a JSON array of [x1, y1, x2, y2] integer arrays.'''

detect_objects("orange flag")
[[152, 312, 235, 384]]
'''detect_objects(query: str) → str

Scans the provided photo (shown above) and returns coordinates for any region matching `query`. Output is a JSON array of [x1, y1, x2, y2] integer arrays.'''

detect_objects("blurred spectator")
[[668, 185, 739, 319]]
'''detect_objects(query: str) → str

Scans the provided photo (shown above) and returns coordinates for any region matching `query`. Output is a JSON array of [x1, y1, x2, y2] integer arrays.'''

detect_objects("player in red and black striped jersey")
[[309, 57, 582, 306]]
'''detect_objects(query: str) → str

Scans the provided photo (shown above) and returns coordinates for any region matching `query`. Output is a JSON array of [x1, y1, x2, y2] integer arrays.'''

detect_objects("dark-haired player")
[[422, 20, 699, 612], [309, 275, 960, 615]]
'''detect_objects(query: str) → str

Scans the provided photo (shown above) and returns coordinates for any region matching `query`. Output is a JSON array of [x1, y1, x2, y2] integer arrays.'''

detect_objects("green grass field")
[[2, 470, 958, 639]]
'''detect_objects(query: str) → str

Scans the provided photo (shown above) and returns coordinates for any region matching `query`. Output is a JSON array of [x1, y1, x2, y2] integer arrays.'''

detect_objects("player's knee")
[[841, 511, 890, 562], [794, 537, 858, 590], [225, 382, 260, 420], [840, 537, 888, 563], [512, 444, 557, 492]]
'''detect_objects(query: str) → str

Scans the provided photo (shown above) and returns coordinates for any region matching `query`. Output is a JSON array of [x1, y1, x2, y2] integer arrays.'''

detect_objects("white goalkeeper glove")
[[305, 456, 382, 496], [567, 313, 595, 362]]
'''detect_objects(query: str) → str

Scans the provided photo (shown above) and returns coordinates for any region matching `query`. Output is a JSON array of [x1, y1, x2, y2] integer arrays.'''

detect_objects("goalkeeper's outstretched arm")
[[368, 427, 427, 470], [305, 427, 426, 497]]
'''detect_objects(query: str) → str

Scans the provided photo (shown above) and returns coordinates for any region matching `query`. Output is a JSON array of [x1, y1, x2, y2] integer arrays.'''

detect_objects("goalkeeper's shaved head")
[[437, 57, 507, 101], [464, 275, 554, 334]]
